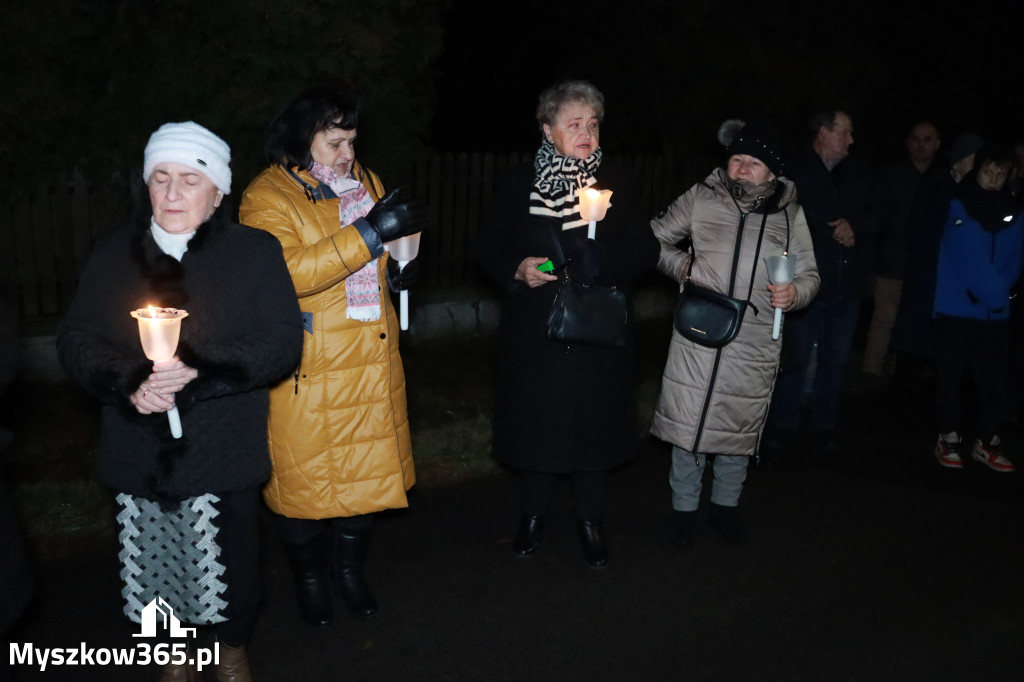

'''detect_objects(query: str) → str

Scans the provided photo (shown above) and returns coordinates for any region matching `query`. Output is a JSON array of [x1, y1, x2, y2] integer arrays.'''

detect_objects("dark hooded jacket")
[[933, 174, 1024, 321]]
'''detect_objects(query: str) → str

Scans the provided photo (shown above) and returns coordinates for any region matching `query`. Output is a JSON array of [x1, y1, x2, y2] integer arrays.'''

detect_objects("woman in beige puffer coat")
[[650, 119, 819, 547]]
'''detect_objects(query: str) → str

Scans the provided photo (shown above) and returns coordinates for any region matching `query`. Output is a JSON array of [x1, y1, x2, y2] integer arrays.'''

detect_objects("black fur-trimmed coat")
[[57, 217, 303, 502]]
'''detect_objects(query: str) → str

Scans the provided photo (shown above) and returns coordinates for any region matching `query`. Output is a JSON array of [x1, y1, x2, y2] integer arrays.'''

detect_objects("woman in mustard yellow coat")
[[240, 86, 424, 626]]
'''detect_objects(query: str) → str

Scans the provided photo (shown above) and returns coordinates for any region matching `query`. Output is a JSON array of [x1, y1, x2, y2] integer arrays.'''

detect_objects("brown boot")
[[159, 643, 203, 682], [160, 662, 203, 682], [214, 644, 252, 682]]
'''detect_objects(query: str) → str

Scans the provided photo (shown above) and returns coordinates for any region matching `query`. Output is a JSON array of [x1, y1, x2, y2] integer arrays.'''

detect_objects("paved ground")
[[7, 407, 1024, 681], [6, 311, 1024, 681]]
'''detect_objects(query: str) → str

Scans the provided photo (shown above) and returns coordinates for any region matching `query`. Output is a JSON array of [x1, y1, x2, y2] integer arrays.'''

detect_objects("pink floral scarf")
[[310, 162, 381, 321]]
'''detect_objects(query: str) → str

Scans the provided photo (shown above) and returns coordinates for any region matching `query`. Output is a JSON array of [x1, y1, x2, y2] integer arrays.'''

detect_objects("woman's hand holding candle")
[[767, 283, 797, 312], [129, 356, 198, 415]]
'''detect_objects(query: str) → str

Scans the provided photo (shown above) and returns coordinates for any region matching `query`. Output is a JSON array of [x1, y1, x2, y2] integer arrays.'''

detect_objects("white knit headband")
[[143, 121, 232, 195]]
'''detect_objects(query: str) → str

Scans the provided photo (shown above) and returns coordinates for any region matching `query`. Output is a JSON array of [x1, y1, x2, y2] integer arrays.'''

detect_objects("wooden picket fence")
[[0, 152, 711, 321]]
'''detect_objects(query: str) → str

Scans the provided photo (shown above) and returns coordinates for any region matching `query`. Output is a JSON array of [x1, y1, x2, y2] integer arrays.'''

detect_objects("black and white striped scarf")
[[529, 140, 603, 230]]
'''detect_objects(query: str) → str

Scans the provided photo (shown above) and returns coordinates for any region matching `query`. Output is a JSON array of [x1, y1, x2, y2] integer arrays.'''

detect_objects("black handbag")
[[674, 206, 769, 348], [674, 281, 748, 348], [545, 227, 628, 348]]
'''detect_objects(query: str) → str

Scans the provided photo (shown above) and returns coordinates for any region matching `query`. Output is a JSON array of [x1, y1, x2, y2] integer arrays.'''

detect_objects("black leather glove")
[[386, 256, 421, 292], [364, 188, 426, 243]]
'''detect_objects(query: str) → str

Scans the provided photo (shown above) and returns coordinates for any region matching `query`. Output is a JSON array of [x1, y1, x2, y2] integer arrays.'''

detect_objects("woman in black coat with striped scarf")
[[477, 80, 658, 568]]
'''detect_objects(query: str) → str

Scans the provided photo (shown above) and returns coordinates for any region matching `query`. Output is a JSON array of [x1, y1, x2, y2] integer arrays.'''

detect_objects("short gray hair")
[[536, 80, 605, 130], [808, 107, 845, 137]]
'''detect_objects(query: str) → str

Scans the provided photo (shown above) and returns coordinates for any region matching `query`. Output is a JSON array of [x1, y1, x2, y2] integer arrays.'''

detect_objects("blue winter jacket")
[[933, 198, 1024, 320]]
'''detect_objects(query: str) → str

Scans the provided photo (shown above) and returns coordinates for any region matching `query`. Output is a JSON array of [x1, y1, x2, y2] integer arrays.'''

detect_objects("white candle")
[[386, 232, 422, 331], [763, 255, 795, 341], [578, 187, 613, 239]]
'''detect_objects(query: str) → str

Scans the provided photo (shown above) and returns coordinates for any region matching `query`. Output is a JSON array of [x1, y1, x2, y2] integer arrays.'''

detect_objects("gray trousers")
[[669, 446, 749, 512]]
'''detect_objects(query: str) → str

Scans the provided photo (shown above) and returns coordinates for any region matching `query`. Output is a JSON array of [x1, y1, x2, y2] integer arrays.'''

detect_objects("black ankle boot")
[[333, 524, 378, 619], [709, 503, 748, 544], [671, 510, 696, 548], [513, 515, 545, 556], [576, 519, 608, 568], [282, 534, 333, 627]]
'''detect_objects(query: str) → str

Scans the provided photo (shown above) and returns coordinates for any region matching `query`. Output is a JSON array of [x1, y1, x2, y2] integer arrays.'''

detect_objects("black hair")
[[972, 144, 1015, 172], [907, 120, 940, 138], [264, 86, 360, 169]]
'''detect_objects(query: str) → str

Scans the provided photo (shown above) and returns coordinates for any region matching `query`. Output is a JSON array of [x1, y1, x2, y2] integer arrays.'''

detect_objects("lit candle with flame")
[[578, 187, 613, 239], [130, 306, 189, 438]]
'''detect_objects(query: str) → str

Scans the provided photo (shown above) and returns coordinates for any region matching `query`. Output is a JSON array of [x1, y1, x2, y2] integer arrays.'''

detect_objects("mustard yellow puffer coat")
[[239, 162, 414, 519]]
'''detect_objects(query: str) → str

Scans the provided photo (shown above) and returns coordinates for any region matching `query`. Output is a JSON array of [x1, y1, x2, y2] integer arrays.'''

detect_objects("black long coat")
[[477, 161, 659, 472]]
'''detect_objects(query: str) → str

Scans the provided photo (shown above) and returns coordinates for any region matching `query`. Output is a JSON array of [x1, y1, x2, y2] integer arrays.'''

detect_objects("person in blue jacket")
[[932, 145, 1022, 472]]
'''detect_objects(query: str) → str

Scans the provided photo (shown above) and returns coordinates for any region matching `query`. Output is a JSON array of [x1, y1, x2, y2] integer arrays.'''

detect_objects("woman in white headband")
[[58, 121, 303, 682]]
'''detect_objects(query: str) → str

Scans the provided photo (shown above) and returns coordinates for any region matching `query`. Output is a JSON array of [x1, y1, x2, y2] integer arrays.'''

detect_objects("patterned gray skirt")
[[116, 492, 228, 625]]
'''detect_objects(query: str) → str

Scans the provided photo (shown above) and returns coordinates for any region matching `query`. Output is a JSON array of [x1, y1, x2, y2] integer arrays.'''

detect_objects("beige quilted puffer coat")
[[650, 169, 819, 456]]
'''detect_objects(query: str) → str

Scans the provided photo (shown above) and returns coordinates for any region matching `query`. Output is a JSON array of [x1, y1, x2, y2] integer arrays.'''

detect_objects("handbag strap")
[[781, 204, 791, 254], [547, 223, 567, 268], [547, 223, 601, 286], [745, 210, 769, 316], [685, 198, 769, 316]]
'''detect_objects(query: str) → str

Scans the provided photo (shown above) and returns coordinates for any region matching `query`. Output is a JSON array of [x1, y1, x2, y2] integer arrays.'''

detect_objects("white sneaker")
[[970, 438, 1015, 473], [934, 434, 962, 469]]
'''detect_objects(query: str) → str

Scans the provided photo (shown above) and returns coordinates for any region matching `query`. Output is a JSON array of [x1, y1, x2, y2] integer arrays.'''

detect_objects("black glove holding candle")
[[386, 256, 421, 292], [365, 188, 426, 242]]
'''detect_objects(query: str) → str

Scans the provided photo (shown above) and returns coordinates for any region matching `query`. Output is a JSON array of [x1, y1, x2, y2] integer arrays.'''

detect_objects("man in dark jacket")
[[769, 108, 879, 452], [862, 121, 945, 378]]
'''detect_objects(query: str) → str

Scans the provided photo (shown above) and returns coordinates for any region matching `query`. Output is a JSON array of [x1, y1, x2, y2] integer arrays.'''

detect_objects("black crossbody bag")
[[673, 207, 768, 348]]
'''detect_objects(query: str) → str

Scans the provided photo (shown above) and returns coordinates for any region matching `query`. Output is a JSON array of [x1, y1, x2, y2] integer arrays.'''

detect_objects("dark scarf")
[[720, 169, 777, 212], [957, 172, 1020, 233], [529, 140, 603, 230]]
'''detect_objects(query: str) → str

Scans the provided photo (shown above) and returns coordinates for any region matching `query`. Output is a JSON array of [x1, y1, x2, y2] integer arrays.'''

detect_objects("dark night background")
[[433, 0, 1023, 160], [1, 0, 1022, 193]]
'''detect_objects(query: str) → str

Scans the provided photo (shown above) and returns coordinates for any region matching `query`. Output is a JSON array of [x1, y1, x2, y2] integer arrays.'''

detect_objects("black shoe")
[[576, 519, 608, 568], [810, 429, 838, 457], [709, 503, 748, 545], [671, 510, 696, 548], [513, 514, 545, 556], [282, 535, 333, 627], [333, 525, 378, 620]]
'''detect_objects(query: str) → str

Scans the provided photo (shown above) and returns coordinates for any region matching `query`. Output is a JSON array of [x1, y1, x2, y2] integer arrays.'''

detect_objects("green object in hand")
[[537, 260, 555, 272]]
